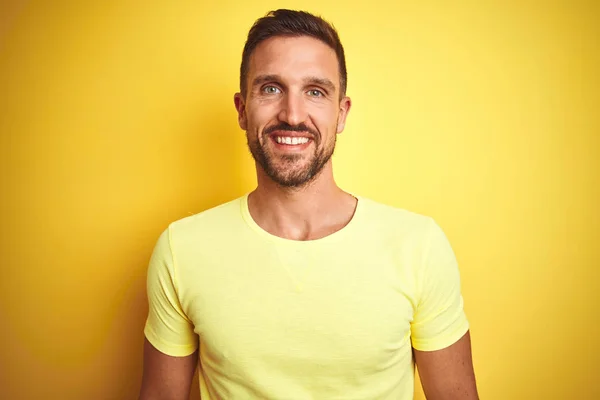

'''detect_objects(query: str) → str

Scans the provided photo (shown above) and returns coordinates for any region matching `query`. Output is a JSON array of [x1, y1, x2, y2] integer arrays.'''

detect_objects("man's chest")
[[178, 244, 418, 374]]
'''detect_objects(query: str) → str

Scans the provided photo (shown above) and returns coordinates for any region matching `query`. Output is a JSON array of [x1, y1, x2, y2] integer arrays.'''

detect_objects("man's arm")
[[139, 339, 198, 400], [414, 331, 479, 400], [141, 228, 199, 399]]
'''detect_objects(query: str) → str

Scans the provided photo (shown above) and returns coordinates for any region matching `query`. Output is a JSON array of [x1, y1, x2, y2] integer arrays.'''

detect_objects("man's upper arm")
[[140, 227, 199, 399], [414, 331, 478, 399], [139, 339, 198, 400], [411, 219, 478, 398]]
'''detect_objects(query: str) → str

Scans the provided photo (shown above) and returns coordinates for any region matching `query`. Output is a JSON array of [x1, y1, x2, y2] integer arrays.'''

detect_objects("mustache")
[[263, 123, 319, 138]]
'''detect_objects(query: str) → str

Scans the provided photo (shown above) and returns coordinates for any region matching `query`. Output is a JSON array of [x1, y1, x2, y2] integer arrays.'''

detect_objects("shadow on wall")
[[102, 101, 247, 399], [179, 104, 250, 213]]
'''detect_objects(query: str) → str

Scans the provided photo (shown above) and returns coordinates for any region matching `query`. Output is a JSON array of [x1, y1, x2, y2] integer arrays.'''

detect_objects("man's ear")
[[336, 96, 352, 133], [234, 93, 247, 130]]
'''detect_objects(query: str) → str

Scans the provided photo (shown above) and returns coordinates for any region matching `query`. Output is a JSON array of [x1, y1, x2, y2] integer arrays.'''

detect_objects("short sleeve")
[[410, 219, 469, 351], [144, 227, 198, 356]]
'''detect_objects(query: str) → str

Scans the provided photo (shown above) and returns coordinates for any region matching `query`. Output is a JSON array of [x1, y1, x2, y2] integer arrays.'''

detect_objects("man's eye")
[[308, 89, 324, 97], [263, 86, 281, 94]]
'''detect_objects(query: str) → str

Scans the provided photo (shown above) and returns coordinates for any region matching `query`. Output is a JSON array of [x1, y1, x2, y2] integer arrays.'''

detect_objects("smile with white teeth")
[[275, 136, 310, 145]]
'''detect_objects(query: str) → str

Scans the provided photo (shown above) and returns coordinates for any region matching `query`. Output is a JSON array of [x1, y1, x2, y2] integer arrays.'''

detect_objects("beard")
[[247, 123, 336, 188]]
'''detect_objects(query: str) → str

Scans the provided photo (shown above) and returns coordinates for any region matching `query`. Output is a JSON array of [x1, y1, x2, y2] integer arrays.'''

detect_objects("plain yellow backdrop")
[[1, 1, 598, 399]]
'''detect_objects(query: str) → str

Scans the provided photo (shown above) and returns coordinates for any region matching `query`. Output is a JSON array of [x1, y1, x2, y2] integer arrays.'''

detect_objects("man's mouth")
[[273, 136, 311, 145]]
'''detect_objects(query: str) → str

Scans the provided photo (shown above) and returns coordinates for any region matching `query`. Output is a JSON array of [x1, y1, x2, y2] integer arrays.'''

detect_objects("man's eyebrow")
[[252, 74, 281, 88], [304, 76, 336, 92]]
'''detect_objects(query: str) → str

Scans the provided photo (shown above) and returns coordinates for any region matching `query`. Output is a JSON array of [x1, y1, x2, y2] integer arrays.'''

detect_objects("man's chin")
[[264, 165, 315, 187], [272, 178, 312, 188], [270, 172, 309, 187]]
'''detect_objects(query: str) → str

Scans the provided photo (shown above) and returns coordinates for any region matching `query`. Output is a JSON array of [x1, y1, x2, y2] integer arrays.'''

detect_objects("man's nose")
[[278, 92, 307, 126]]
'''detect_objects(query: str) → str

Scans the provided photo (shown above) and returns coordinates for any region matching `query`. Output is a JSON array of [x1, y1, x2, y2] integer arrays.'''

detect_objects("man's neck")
[[248, 165, 357, 241]]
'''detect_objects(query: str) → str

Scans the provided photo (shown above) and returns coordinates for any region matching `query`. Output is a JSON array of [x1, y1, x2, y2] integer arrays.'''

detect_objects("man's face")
[[234, 35, 351, 188]]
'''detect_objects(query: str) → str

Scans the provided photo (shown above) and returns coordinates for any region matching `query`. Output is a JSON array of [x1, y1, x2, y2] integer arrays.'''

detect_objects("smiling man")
[[139, 9, 479, 400]]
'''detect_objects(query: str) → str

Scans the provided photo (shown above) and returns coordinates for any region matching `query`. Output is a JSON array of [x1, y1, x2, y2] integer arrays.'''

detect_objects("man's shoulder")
[[168, 195, 245, 237], [358, 195, 434, 229], [356, 195, 447, 255]]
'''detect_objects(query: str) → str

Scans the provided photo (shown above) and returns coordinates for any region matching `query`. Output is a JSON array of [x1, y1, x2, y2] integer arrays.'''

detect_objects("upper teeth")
[[276, 136, 309, 145]]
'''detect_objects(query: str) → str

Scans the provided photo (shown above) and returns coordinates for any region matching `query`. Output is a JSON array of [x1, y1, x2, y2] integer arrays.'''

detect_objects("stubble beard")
[[247, 131, 336, 188]]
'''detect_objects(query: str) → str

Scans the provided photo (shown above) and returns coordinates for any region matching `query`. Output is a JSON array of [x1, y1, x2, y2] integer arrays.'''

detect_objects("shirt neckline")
[[239, 192, 364, 246]]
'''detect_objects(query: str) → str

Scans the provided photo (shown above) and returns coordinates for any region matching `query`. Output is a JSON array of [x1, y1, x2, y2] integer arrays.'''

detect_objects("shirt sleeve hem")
[[144, 324, 198, 357], [411, 319, 470, 352]]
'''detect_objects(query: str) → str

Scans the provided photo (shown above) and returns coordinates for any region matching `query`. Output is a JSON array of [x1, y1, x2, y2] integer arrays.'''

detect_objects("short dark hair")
[[239, 9, 347, 99]]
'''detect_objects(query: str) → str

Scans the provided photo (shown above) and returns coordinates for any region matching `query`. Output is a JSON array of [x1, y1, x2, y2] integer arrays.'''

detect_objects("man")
[[139, 9, 479, 400]]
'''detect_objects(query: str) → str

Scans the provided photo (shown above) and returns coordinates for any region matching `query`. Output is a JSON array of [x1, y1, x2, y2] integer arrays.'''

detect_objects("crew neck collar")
[[239, 192, 363, 245]]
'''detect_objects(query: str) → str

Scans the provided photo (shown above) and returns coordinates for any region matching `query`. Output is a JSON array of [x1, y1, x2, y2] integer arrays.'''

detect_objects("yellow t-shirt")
[[144, 194, 469, 399]]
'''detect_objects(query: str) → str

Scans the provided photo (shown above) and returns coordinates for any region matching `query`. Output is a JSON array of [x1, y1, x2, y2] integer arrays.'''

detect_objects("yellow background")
[[1, 1, 598, 399]]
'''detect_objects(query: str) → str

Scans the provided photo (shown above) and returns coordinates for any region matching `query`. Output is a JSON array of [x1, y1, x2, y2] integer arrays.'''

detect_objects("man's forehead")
[[248, 36, 339, 82]]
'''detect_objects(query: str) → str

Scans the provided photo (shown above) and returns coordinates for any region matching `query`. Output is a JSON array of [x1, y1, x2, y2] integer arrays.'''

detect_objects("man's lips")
[[267, 130, 314, 139], [268, 132, 314, 147]]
